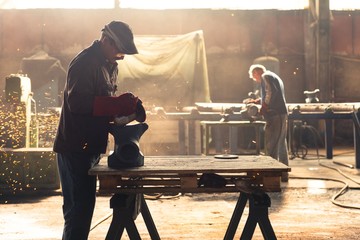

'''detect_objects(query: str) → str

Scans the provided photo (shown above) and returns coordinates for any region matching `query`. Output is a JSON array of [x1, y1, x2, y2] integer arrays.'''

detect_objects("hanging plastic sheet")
[[118, 30, 211, 110]]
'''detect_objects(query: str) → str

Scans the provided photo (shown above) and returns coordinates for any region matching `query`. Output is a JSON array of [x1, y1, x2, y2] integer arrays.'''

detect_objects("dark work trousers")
[[265, 113, 289, 166], [57, 152, 100, 240]]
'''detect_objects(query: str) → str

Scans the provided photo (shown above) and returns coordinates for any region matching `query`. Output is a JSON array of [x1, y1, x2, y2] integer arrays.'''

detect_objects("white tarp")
[[118, 30, 211, 109]]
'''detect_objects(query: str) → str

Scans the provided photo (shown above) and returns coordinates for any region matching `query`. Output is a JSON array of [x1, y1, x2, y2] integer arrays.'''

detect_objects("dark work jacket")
[[53, 41, 118, 154], [260, 70, 288, 117]]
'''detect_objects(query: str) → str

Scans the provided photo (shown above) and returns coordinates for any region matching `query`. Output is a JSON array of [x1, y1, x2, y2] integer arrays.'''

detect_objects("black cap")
[[103, 21, 138, 55]]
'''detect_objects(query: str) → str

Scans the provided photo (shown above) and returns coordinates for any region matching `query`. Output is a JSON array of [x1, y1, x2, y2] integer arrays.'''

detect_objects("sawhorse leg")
[[140, 195, 160, 239], [241, 193, 276, 240], [224, 192, 248, 240], [224, 192, 277, 240], [106, 194, 160, 240]]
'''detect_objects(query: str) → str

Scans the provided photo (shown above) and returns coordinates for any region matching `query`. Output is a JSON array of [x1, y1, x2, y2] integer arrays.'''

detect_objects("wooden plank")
[[97, 183, 281, 194], [119, 178, 181, 186], [98, 186, 242, 194], [105, 175, 252, 189], [98, 175, 121, 191], [245, 171, 282, 191], [179, 173, 198, 188], [97, 175, 281, 193], [262, 176, 281, 192]]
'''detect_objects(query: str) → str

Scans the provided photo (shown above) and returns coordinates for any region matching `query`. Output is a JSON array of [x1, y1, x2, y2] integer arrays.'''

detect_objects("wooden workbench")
[[89, 155, 290, 240]]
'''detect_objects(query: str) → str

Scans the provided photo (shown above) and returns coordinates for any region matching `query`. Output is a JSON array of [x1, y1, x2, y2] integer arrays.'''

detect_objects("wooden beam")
[[316, 0, 331, 102]]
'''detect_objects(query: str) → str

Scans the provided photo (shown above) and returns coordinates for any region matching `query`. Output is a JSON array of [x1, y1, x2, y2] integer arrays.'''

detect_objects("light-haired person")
[[248, 64, 289, 182]]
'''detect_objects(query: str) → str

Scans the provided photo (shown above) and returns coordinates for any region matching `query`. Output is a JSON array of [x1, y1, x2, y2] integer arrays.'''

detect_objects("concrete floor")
[[1, 148, 360, 240]]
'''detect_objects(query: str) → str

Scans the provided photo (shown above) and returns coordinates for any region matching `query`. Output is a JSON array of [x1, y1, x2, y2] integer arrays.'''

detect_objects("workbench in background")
[[200, 120, 265, 155]]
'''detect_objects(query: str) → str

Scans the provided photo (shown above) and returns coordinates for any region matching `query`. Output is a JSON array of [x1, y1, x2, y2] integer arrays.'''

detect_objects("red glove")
[[93, 93, 138, 117]]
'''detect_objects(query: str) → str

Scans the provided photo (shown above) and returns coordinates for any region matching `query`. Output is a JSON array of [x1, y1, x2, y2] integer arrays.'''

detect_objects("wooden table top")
[[89, 155, 290, 176], [89, 155, 290, 193]]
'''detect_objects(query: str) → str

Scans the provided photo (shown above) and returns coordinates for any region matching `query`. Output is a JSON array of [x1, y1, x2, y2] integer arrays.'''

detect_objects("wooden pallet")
[[90, 155, 290, 193]]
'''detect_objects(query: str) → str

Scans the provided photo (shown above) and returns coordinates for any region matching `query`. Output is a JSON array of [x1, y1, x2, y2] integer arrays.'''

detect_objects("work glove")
[[93, 92, 146, 123]]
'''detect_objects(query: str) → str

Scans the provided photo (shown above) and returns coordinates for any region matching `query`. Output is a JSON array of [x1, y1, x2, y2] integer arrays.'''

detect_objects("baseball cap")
[[102, 21, 138, 55]]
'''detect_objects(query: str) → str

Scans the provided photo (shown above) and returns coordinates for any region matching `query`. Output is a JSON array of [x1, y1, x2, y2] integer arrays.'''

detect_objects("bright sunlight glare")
[[120, 0, 309, 10], [0, 0, 115, 9], [1, 0, 360, 10]]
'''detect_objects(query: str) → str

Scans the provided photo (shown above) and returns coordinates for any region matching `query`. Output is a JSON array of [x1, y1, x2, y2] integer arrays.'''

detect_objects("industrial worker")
[[53, 21, 144, 240], [248, 64, 289, 182]]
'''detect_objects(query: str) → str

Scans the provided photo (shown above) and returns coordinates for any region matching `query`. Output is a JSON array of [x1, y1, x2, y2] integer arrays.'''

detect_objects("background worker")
[[248, 64, 289, 182], [53, 21, 142, 240]]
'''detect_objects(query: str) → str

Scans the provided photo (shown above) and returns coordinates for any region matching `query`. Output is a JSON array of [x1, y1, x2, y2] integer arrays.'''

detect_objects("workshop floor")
[[1, 147, 360, 240]]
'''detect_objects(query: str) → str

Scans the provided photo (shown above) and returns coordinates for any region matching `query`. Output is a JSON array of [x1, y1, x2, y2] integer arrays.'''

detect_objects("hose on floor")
[[289, 117, 360, 209], [290, 151, 360, 210], [318, 157, 360, 209]]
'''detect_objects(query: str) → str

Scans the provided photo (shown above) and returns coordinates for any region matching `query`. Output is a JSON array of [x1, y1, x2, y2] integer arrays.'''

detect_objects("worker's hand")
[[113, 100, 146, 125], [246, 98, 261, 104], [114, 115, 135, 125]]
